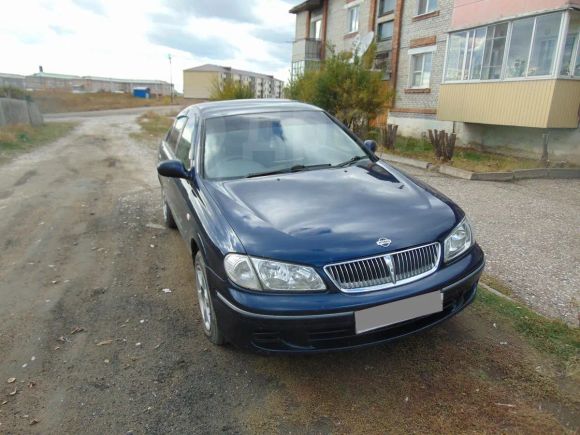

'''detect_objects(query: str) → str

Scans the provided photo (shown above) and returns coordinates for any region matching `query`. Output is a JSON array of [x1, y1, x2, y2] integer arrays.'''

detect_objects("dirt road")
[[0, 110, 577, 433]]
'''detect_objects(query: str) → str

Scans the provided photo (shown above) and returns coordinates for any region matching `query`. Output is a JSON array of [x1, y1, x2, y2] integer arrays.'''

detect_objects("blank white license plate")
[[355, 291, 443, 334]]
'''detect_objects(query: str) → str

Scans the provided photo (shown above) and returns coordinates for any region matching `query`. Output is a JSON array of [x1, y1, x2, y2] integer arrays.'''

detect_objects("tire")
[[161, 190, 177, 229], [194, 251, 225, 346]]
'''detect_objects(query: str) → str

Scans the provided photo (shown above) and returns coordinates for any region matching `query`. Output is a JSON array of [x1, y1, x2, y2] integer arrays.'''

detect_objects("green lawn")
[[475, 287, 579, 366], [382, 136, 566, 173], [0, 122, 77, 162]]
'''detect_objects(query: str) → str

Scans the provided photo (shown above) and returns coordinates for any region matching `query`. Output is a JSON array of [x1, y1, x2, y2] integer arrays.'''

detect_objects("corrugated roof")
[[0, 72, 26, 79], [31, 72, 81, 79], [289, 0, 322, 14]]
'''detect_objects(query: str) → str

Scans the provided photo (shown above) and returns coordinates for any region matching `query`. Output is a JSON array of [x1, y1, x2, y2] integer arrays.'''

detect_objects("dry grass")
[[33, 90, 187, 114], [383, 136, 577, 173], [0, 122, 77, 162], [130, 111, 176, 145]]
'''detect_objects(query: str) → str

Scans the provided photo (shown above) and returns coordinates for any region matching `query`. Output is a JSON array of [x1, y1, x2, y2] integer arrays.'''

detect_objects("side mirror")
[[363, 139, 377, 154], [157, 160, 191, 179]]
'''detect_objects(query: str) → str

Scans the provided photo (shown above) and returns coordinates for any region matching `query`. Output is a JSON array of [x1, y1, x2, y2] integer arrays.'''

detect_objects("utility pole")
[[168, 53, 174, 103]]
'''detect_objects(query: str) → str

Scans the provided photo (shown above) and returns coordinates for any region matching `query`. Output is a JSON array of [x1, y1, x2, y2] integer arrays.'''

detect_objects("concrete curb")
[[377, 153, 431, 170], [478, 282, 515, 302], [380, 153, 580, 182]]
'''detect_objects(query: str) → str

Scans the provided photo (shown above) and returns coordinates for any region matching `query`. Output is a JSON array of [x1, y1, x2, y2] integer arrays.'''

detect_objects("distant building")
[[0, 70, 173, 96], [0, 73, 26, 89], [183, 64, 284, 100]]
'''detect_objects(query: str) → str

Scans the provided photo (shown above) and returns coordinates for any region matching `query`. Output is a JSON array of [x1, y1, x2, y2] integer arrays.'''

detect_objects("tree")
[[210, 77, 254, 100], [285, 43, 392, 137]]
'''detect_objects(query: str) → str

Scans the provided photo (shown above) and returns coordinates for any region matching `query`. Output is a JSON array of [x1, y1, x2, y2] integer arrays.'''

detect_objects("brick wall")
[[325, 0, 374, 54], [393, 0, 453, 112]]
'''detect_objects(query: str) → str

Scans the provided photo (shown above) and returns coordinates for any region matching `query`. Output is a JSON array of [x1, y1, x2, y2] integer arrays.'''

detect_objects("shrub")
[[285, 43, 392, 137], [210, 77, 254, 100], [0, 86, 32, 101]]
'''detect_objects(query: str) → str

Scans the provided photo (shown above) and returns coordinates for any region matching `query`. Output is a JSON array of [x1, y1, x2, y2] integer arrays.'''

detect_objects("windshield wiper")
[[335, 155, 368, 168], [246, 163, 332, 179]]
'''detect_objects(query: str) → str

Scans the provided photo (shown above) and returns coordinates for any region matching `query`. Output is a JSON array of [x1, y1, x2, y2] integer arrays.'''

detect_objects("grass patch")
[[33, 90, 187, 114], [475, 287, 579, 365], [0, 122, 77, 161], [382, 136, 577, 173], [130, 111, 175, 144], [481, 273, 514, 297]]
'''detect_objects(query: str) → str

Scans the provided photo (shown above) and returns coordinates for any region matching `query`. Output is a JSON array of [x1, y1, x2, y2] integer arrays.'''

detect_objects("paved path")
[[388, 162, 580, 325]]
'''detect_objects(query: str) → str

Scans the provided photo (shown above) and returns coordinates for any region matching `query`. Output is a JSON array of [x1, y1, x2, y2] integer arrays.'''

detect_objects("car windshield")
[[203, 110, 368, 180]]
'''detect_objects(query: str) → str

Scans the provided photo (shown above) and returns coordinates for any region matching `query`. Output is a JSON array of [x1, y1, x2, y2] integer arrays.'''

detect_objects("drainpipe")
[[369, 0, 378, 32], [390, 0, 405, 103], [321, 0, 329, 60]]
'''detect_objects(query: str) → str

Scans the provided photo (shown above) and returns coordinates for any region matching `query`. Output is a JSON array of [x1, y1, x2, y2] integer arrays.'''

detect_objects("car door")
[[172, 114, 199, 239], [160, 115, 187, 223]]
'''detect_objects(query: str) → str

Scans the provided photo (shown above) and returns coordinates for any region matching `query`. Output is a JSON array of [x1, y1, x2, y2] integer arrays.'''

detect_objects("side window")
[[175, 116, 197, 169], [167, 116, 187, 152]]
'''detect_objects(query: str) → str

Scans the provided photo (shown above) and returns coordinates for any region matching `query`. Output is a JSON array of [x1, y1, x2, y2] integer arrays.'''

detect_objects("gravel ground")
[[389, 163, 580, 326], [0, 111, 577, 433]]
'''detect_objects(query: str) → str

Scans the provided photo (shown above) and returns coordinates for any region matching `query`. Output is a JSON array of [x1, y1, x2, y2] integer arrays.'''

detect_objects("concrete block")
[[513, 168, 549, 179], [438, 165, 473, 180], [471, 171, 514, 182], [378, 152, 431, 170], [0, 98, 43, 126], [547, 168, 580, 179]]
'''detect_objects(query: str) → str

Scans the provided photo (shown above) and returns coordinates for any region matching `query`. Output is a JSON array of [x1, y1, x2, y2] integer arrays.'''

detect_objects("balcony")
[[292, 38, 323, 62], [438, 80, 580, 129]]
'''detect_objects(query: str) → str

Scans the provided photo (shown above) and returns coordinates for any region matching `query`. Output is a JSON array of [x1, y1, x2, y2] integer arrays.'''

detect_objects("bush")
[[285, 43, 392, 137], [0, 86, 32, 101], [210, 77, 254, 100]]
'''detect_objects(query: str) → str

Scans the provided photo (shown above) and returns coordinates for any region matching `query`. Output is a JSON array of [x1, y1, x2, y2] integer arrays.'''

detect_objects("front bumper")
[[210, 245, 485, 353]]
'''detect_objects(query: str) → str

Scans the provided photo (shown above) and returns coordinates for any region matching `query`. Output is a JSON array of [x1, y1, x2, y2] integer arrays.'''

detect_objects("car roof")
[[179, 99, 323, 119]]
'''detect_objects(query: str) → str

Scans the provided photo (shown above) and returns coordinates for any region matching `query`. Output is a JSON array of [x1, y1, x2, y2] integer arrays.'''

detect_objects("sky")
[[0, 0, 300, 92]]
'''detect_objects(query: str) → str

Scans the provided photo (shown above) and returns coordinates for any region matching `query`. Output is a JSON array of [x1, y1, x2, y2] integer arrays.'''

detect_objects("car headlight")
[[224, 254, 325, 291], [444, 217, 474, 263]]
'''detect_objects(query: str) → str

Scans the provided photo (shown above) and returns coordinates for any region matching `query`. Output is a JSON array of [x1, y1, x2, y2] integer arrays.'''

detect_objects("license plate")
[[355, 291, 443, 334]]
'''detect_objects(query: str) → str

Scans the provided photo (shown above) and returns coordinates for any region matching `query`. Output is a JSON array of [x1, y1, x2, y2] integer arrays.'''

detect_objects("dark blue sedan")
[[156, 100, 485, 353]]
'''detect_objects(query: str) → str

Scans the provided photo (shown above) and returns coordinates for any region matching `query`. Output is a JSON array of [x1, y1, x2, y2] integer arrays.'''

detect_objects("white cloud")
[[0, 0, 299, 91]]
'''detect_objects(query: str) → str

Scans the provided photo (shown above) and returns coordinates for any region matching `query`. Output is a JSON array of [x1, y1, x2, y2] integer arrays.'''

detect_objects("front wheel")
[[194, 251, 225, 346], [161, 189, 177, 229]]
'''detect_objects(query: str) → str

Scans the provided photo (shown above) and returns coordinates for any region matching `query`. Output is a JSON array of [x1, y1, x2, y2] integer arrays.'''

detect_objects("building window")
[[347, 5, 360, 33], [481, 23, 508, 79], [410, 52, 432, 88], [560, 12, 580, 76], [378, 0, 395, 16], [444, 12, 567, 82], [310, 13, 322, 40], [417, 0, 437, 16], [377, 20, 393, 41], [506, 13, 561, 78]]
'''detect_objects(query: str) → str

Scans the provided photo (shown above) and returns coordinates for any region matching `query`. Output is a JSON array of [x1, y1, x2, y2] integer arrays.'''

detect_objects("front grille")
[[324, 242, 440, 293]]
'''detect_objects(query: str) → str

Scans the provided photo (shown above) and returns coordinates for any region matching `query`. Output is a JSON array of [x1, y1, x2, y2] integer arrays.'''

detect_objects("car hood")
[[204, 161, 460, 266]]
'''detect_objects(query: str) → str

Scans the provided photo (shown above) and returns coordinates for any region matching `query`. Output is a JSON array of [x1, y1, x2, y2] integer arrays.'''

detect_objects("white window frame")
[[347, 4, 360, 34], [416, 0, 438, 17], [557, 10, 580, 79], [442, 10, 573, 84], [408, 45, 436, 88]]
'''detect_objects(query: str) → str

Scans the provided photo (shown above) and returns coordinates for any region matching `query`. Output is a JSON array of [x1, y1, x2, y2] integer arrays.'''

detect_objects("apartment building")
[[289, 0, 580, 161], [183, 64, 284, 100], [290, 0, 399, 81]]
